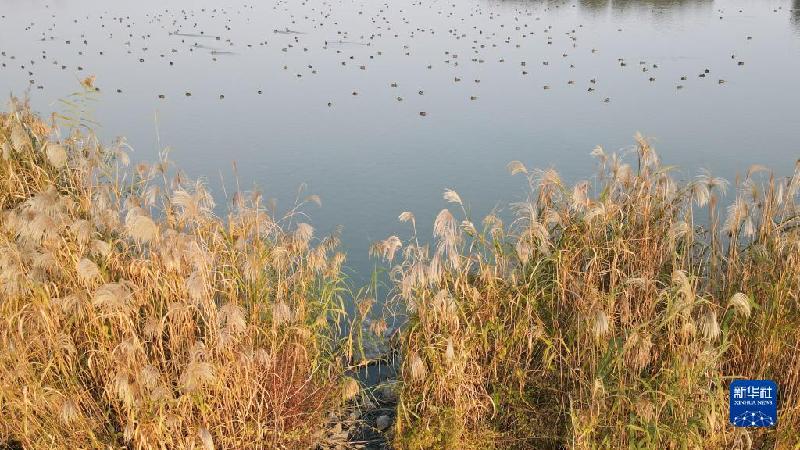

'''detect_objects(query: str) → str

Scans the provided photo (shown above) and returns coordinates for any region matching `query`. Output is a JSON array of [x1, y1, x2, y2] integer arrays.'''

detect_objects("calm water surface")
[[2, 0, 799, 284]]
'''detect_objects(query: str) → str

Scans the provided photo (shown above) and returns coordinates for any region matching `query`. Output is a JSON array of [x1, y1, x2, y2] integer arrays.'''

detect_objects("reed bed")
[[376, 135, 800, 448], [0, 96, 355, 449], [2, 92, 799, 449]]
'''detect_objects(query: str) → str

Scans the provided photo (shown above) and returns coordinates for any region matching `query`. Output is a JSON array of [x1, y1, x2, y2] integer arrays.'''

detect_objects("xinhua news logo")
[[730, 379, 778, 427]]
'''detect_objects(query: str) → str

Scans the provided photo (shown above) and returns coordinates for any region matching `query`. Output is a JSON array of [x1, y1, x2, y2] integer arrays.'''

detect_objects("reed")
[[2, 92, 799, 449], [0, 95, 354, 449], [379, 136, 800, 448]]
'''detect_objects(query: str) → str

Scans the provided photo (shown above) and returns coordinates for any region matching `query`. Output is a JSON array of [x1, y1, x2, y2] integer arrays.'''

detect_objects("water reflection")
[[577, 0, 713, 14], [792, 0, 800, 33]]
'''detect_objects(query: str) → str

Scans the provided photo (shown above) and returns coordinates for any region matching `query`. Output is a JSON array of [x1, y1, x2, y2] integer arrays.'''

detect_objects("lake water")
[[2, 0, 799, 285]]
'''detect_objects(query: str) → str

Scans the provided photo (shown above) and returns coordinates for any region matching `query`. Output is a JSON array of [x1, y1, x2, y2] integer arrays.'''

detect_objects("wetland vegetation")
[[1, 92, 798, 448]]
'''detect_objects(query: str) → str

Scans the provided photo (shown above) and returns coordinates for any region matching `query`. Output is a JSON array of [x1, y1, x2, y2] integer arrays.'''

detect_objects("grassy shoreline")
[[377, 136, 800, 449], [1, 95, 357, 448], [2, 95, 799, 448]]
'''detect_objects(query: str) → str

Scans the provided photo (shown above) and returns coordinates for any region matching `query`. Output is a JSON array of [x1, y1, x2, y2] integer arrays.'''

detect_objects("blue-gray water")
[[2, 0, 799, 285]]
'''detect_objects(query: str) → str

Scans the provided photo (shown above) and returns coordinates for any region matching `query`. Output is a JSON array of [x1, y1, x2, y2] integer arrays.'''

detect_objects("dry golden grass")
[[2, 91, 799, 449], [378, 137, 800, 448], [0, 96, 354, 449]]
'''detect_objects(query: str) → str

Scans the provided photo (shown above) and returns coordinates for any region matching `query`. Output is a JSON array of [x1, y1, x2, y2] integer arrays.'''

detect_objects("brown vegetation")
[[376, 135, 800, 448], [2, 93, 799, 449], [0, 96, 352, 449]]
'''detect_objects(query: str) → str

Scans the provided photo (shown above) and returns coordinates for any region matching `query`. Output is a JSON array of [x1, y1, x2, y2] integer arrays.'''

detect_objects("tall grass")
[[2, 92, 799, 449], [0, 95, 355, 449], [378, 136, 800, 448]]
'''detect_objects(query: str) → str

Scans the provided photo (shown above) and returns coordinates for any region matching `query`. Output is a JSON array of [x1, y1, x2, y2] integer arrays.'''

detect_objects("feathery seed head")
[[372, 235, 402, 261], [728, 292, 752, 318], [294, 222, 314, 245], [198, 427, 215, 450], [111, 372, 136, 408], [369, 318, 388, 337], [70, 219, 92, 246], [357, 297, 375, 318], [592, 378, 606, 398], [680, 320, 697, 339], [591, 310, 610, 339], [10, 124, 31, 151], [700, 310, 720, 341], [723, 197, 749, 235], [219, 302, 246, 333], [180, 361, 215, 392], [590, 145, 606, 163], [76, 258, 101, 282], [571, 181, 590, 211], [668, 221, 690, 243], [342, 377, 360, 402], [433, 209, 456, 240], [443, 188, 462, 205], [186, 270, 208, 304], [460, 220, 477, 236], [507, 160, 528, 175], [445, 338, 455, 363], [59, 398, 81, 425], [273, 301, 293, 326], [93, 282, 133, 315], [410, 353, 427, 381], [691, 181, 710, 207], [89, 239, 112, 258], [1, 141, 11, 160], [139, 365, 161, 390], [125, 213, 158, 243], [45, 143, 68, 168], [398, 211, 415, 223], [672, 270, 694, 305], [143, 316, 164, 340]]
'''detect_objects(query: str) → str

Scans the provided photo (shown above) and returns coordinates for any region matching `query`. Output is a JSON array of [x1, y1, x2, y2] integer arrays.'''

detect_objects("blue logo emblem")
[[730, 380, 778, 427]]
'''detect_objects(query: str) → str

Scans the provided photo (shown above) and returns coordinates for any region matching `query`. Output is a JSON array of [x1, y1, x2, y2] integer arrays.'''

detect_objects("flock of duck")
[[0, 0, 792, 118]]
